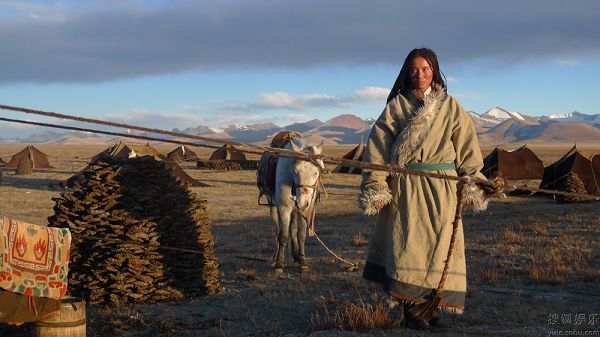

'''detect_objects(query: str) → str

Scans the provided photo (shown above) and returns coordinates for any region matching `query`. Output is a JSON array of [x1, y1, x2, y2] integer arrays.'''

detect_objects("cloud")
[[103, 108, 207, 129], [449, 90, 480, 101], [553, 60, 579, 66], [446, 76, 458, 84], [224, 86, 388, 112], [0, 0, 599, 83], [0, 1, 69, 22], [353, 86, 389, 101]]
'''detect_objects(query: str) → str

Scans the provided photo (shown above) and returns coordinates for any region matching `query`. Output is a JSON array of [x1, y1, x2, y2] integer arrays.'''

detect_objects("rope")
[[591, 154, 600, 194], [0, 105, 539, 185], [2, 116, 598, 202], [408, 179, 467, 320], [0, 114, 477, 182], [0, 104, 282, 156], [71, 233, 211, 255], [313, 232, 358, 272], [1, 105, 596, 201], [437, 181, 466, 294]]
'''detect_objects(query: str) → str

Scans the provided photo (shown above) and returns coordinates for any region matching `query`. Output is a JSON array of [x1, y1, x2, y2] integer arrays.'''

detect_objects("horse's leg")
[[290, 210, 300, 263], [274, 205, 292, 273], [268, 200, 279, 263], [297, 210, 309, 270]]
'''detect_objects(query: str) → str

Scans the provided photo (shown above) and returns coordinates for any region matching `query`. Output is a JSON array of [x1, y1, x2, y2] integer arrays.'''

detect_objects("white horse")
[[259, 138, 324, 274]]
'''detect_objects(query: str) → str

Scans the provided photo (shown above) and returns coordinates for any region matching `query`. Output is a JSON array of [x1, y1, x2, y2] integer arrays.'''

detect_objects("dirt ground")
[[1, 143, 599, 337]]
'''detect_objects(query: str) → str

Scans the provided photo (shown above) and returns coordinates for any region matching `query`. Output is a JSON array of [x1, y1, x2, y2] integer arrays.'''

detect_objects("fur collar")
[[390, 84, 447, 165]]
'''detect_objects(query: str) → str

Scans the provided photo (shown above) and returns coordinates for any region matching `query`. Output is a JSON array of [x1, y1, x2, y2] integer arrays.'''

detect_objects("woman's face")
[[408, 56, 433, 92]]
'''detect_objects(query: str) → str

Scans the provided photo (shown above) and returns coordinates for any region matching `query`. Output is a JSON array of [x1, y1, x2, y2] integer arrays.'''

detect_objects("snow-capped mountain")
[[547, 111, 600, 126], [468, 111, 500, 130], [481, 107, 526, 121]]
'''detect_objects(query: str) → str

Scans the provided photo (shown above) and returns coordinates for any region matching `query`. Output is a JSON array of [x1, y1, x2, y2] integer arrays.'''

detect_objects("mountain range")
[[2, 109, 600, 146]]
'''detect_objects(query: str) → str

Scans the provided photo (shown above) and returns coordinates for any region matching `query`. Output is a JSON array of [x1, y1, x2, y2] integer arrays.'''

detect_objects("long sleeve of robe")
[[359, 87, 487, 313]]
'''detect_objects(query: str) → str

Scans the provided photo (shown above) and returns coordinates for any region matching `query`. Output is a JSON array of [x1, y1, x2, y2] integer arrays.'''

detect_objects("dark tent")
[[58, 143, 208, 189], [5, 145, 53, 169], [540, 145, 600, 195], [15, 156, 34, 175], [163, 161, 210, 187], [482, 144, 544, 182], [91, 142, 165, 161], [166, 145, 199, 162], [209, 144, 246, 161], [333, 144, 366, 174]]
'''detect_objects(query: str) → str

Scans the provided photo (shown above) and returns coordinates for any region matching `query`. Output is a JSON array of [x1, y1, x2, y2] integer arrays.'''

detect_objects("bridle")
[[291, 163, 322, 210]]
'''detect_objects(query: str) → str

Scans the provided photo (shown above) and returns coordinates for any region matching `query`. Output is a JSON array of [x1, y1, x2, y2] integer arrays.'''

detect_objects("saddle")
[[256, 132, 303, 205]]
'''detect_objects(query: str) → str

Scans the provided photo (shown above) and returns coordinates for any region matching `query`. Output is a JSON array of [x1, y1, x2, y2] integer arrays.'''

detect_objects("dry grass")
[[309, 295, 401, 332], [502, 228, 526, 245], [478, 262, 505, 282], [235, 267, 258, 281], [2, 144, 600, 336], [527, 247, 571, 284], [348, 231, 369, 247]]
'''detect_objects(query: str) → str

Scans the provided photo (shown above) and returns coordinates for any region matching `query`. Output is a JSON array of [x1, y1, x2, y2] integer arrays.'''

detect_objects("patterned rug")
[[0, 216, 71, 300]]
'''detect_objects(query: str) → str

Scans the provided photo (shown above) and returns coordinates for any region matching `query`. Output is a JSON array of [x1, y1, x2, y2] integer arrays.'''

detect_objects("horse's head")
[[292, 143, 324, 212]]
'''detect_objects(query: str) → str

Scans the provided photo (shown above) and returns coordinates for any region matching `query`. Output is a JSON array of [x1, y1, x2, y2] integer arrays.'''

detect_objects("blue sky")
[[0, 0, 599, 138]]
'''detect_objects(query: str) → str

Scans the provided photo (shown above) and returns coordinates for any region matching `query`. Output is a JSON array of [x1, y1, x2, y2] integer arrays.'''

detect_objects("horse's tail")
[[257, 152, 277, 206]]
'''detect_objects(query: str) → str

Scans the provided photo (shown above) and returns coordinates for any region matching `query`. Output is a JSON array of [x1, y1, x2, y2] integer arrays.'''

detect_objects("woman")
[[358, 48, 491, 329]]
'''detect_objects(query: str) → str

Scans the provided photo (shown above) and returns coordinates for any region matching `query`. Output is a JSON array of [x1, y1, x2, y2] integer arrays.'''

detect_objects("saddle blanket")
[[0, 216, 71, 300]]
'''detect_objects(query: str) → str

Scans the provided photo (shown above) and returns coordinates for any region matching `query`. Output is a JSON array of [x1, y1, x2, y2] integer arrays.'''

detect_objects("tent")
[[91, 142, 165, 161], [209, 144, 246, 161], [166, 145, 199, 162], [5, 145, 53, 169], [57, 142, 207, 189], [482, 144, 544, 181], [332, 144, 365, 174], [539, 145, 600, 195], [163, 161, 209, 187], [14, 156, 33, 175]]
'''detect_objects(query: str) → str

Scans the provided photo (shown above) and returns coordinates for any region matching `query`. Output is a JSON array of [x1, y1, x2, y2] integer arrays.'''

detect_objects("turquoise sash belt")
[[405, 162, 456, 171]]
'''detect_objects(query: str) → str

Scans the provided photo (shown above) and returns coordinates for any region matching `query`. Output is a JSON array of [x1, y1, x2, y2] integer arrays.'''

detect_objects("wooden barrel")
[[34, 296, 86, 337]]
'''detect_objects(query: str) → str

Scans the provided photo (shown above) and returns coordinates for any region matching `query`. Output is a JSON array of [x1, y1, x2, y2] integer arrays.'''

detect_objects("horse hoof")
[[299, 258, 309, 268], [273, 267, 284, 277]]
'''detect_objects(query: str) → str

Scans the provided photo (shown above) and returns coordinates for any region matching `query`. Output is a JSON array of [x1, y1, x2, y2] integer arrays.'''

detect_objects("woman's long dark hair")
[[386, 48, 446, 103]]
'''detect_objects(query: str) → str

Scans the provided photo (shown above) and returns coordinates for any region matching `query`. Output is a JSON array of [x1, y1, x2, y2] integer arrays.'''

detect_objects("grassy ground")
[[0, 144, 599, 336]]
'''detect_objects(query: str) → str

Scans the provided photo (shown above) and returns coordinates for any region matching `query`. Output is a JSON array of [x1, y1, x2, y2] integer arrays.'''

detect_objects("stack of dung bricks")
[[48, 155, 219, 305], [196, 159, 259, 170]]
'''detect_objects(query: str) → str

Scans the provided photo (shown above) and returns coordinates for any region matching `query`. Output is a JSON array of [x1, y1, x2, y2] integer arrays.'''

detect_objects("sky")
[[0, 0, 599, 138]]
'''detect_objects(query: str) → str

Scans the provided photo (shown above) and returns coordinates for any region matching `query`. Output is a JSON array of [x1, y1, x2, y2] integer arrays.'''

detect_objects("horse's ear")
[[312, 143, 323, 155]]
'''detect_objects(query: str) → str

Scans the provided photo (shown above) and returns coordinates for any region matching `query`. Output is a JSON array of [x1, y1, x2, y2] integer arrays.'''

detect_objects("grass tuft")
[[349, 231, 369, 247], [309, 296, 400, 332]]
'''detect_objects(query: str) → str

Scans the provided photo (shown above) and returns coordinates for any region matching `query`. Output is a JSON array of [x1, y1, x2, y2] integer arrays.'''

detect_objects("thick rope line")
[[0, 115, 470, 179], [0, 103, 279, 155], [0, 116, 249, 154], [0, 104, 519, 184], [1, 115, 599, 201], [408, 181, 466, 320]]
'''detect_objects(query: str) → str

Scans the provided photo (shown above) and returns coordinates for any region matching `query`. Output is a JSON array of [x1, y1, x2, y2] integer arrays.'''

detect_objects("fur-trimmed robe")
[[359, 85, 488, 313]]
